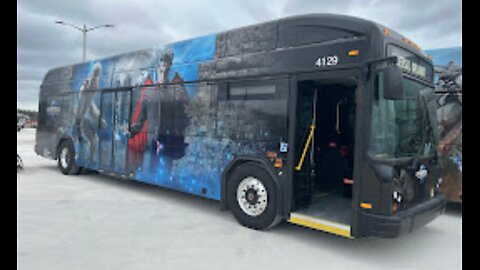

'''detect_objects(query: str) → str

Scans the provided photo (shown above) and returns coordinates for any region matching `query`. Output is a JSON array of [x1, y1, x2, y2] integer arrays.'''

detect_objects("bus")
[[35, 14, 446, 238]]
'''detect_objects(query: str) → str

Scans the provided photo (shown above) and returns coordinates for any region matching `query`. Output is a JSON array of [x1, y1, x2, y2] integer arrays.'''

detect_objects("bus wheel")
[[227, 162, 279, 230], [57, 140, 82, 175]]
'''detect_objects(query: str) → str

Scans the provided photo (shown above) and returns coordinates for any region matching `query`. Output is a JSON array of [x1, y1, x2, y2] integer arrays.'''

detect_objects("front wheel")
[[57, 140, 82, 175], [227, 162, 280, 230]]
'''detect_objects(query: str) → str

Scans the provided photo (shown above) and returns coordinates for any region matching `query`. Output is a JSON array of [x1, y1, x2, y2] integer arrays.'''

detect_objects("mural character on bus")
[[75, 62, 105, 165], [128, 48, 190, 173]]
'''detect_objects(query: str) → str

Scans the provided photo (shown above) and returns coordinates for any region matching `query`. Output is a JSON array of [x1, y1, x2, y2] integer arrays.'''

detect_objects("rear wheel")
[[227, 162, 280, 230], [57, 140, 82, 175]]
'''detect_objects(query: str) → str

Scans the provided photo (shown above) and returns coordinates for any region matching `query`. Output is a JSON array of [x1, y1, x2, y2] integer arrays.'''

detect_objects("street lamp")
[[55, 20, 114, 62]]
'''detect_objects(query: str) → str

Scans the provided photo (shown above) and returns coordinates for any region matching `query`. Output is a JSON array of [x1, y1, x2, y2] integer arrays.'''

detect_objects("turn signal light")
[[266, 151, 277, 162], [392, 202, 399, 213], [348, 50, 359, 56], [360, 202, 373, 209], [274, 158, 283, 168]]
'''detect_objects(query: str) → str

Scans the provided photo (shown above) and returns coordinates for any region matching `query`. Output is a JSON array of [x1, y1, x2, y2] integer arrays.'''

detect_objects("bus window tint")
[[217, 78, 288, 141], [229, 84, 276, 100]]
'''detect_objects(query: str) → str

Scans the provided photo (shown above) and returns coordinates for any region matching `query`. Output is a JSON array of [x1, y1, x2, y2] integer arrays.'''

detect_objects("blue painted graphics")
[[37, 29, 289, 201], [41, 33, 284, 200]]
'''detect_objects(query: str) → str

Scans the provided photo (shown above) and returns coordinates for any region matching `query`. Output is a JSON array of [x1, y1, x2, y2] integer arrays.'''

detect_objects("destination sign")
[[387, 45, 432, 81], [396, 55, 427, 78]]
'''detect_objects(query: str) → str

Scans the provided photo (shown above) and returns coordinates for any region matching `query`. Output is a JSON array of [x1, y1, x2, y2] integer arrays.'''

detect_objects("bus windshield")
[[369, 76, 438, 159]]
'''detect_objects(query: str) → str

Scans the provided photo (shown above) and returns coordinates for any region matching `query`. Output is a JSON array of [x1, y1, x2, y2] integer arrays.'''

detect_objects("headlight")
[[436, 178, 443, 190], [393, 191, 402, 203], [392, 190, 403, 213]]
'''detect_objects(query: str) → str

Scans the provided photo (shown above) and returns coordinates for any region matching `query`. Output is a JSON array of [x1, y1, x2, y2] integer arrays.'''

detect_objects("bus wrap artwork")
[[38, 33, 286, 200], [37, 14, 447, 238]]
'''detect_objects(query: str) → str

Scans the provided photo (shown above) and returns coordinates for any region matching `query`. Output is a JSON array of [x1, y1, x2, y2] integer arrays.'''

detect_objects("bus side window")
[[216, 78, 288, 141], [216, 82, 237, 139]]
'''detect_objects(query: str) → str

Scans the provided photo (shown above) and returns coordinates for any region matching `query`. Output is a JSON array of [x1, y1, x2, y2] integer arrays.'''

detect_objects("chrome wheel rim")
[[237, 176, 268, 217], [60, 147, 69, 169]]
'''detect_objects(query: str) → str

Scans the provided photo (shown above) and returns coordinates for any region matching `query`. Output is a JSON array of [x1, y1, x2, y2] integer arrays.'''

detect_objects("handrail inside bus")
[[295, 124, 315, 171]]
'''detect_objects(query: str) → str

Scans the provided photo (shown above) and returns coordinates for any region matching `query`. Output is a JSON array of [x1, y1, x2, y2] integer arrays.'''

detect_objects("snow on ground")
[[17, 128, 462, 270]]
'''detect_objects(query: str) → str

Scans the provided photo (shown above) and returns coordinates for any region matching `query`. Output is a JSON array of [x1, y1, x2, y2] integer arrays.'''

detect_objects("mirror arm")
[[363, 56, 398, 78], [364, 56, 398, 68]]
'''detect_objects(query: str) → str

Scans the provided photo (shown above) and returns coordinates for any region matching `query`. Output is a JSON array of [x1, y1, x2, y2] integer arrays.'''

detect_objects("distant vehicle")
[[25, 120, 38, 128], [17, 120, 25, 171], [35, 14, 446, 238], [17, 113, 29, 131]]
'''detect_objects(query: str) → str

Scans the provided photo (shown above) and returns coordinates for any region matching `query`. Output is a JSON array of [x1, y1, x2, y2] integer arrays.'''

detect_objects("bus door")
[[99, 92, 114, 171], [99, 90, 131, 173], [288, 71, 360, 238]]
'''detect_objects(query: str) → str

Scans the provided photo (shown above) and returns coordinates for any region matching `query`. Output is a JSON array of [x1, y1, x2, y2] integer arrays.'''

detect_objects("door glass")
[[99, 92, 114, 170], [113, 91, 131, 172]]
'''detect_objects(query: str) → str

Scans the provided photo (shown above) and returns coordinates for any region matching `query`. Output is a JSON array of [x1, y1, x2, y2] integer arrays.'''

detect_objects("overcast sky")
[[17, 0, 462, 110]]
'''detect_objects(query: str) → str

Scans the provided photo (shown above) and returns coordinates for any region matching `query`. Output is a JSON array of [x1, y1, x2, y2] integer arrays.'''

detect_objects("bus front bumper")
[[358, 195, 447, 238]]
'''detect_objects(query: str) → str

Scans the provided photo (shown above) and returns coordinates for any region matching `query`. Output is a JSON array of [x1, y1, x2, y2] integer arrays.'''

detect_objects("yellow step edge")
[[288, 212, 353, 239]]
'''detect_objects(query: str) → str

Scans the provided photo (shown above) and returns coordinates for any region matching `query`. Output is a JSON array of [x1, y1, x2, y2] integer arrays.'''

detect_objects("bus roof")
[[43, 15, 374, 71], [41, 14, 428, 86]]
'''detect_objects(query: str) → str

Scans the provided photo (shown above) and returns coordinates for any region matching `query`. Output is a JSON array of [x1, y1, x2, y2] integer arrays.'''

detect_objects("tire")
[[227, 162, 280, 230], [57, 140, 82, 175]]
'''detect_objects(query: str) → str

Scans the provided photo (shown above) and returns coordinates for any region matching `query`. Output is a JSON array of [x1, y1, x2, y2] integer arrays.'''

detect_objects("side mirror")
[[383, 65, 404, 100]]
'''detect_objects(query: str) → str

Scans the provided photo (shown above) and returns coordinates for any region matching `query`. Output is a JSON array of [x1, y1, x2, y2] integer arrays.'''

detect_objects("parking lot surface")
[[17, 128, 462, 270]]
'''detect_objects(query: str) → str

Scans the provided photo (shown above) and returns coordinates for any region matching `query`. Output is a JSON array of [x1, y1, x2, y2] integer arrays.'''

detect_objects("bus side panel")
[[69, 59, 117, 170], [125, 36, 226, 199], [75, 91, 102, 170], [128, 81, 223, 200], [36, 92, 59, 159], [128, 78, 288, 200], [113, 91, 131, 173], [38, 33, 290, 203], [35, 85, 77, 159]]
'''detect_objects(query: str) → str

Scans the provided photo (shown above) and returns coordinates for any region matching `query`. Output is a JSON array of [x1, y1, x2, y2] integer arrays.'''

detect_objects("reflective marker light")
[[392, 202, 399, 213], [348, 49, 359, 56], [266, 151, 277, 158], [360, 202, 373, 209], [274, 158, 283, 168]]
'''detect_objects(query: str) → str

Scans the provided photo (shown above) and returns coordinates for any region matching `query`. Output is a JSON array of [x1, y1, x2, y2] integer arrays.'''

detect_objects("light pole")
[[55, 20, 114, 62]]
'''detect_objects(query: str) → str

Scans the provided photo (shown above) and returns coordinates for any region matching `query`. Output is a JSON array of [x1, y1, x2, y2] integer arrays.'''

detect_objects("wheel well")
[[224, 160, 250, 185], [220, 156, 282, 215], [56, 137, 71, 159]]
